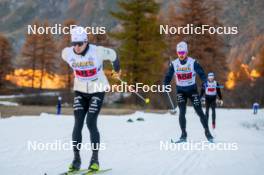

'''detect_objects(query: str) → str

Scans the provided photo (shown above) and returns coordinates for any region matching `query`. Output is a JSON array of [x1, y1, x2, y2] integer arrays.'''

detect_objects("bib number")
[[176, 72, 192, 81], [75, 68, 97, 78], [207, 87, 216, 92]]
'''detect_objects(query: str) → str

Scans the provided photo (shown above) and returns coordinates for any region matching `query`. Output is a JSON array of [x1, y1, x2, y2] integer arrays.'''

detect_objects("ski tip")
[[81, 168, 112, 175], [171, 138, 187, 143]]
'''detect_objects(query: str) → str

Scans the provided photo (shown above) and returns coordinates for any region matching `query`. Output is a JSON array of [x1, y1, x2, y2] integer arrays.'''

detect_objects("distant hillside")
[[0, 0, 263, 66], [0, 0, 119, 52]]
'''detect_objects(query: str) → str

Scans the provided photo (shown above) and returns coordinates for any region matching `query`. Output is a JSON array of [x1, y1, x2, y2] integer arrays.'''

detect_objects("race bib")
[[205, 81, 217, 95], [207, 87, 216, 92], [176, 72, 193, 81], [75, 68, 97, 78], [172, 57, 196, 87]]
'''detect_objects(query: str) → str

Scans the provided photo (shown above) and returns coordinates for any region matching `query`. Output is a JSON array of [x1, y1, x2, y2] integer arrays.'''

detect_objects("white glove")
[[170, 108, 177, 115], [217, 99, 223, 106], [201, 97, 205, 105]]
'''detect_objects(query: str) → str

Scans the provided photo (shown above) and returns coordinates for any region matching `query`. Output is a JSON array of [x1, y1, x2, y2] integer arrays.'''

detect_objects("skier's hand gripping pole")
[[116, 77, 150, 104], [166, 92, 177, 115]]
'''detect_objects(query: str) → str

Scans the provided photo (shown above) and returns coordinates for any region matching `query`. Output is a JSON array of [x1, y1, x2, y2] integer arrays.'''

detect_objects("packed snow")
[[0, 92, 60, 99], [0, 101, 19, 106], [0, 107, 264, 175]]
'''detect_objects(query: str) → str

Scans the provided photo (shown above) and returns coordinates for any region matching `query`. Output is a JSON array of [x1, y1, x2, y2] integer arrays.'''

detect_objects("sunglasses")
[[177, 51, 186, 56], [71, 41, 86, 47]]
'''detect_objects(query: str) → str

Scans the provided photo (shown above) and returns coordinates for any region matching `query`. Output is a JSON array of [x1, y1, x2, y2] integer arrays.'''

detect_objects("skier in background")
[[200, 72, 223, 129], [163, 41, 214, 142], [61, 26, 121, 173], [253, 102, 259, 114], [57, 96, 62, 115]]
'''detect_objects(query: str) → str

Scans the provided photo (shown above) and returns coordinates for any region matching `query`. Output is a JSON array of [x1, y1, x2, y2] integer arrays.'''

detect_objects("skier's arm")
[[216, 82, 223, 100], [200, 84, 205, 98], [163, 62, 174, 85], [194, 61, 207, 83], [97, 46, 120, 72]]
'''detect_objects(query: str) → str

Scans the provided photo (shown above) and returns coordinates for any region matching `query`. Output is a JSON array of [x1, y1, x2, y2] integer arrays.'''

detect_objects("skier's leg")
[[177, 92, 188, 138], [71, 92, 89, 170], [191, 92, 208, 129], [211, 99, 216, 126], [205, 98, 210, 125], [190, 91, 213, 140], [86, 92, 105, 170]]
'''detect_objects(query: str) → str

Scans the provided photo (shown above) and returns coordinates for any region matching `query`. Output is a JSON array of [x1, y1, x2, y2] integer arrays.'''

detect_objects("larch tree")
[[0, 33, 13, 88], [38, 20, 57, 90], [58, 19, 77, 90], [21, 19, 42, 88]]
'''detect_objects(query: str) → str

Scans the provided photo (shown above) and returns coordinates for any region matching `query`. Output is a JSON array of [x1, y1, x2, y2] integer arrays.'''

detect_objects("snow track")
[[0, 108, 264, 175]]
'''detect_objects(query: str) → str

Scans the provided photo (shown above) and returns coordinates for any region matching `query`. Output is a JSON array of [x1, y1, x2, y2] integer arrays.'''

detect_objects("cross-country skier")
[[61, 26, 121, 173], [163, 41, 213, 142], [253, 102, 259, 115], [200, 72, 223, 129]]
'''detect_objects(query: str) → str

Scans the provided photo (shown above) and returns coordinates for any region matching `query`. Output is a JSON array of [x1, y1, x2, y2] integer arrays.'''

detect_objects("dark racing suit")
[[163, 57, 212, 139], [200, 81, 222, 126]]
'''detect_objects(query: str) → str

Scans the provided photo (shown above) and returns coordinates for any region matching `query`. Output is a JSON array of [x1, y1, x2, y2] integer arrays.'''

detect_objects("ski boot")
[[205, 130, 214, 142], [68, 151, 81, 173], [88, 153, 100, 172], [174, 131, 187, 143]]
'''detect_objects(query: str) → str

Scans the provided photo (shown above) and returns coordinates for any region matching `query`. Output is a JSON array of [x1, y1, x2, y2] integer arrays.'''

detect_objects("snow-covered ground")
[[0, 92, 60, 99], [0, 101, 19, 106], [0, 107, 264, 175]]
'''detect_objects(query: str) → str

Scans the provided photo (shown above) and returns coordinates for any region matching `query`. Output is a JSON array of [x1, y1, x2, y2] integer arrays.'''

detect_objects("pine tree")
[[162, 0, 178, 58], [0, 33, 13, 88], [110, 0, 166, 85]]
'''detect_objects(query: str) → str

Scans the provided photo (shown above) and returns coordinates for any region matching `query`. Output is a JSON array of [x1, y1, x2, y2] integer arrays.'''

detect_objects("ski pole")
[[166, 92, 177, 114], [117, 77, 150, 104]]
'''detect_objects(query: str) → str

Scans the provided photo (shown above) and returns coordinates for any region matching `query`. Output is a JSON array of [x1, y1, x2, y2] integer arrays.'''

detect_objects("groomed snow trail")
[[0, 107, 264, 175]]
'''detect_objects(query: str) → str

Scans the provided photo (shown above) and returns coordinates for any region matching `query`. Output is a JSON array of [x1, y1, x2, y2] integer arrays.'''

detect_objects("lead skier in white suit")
[[61, 26, 121, 173]]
